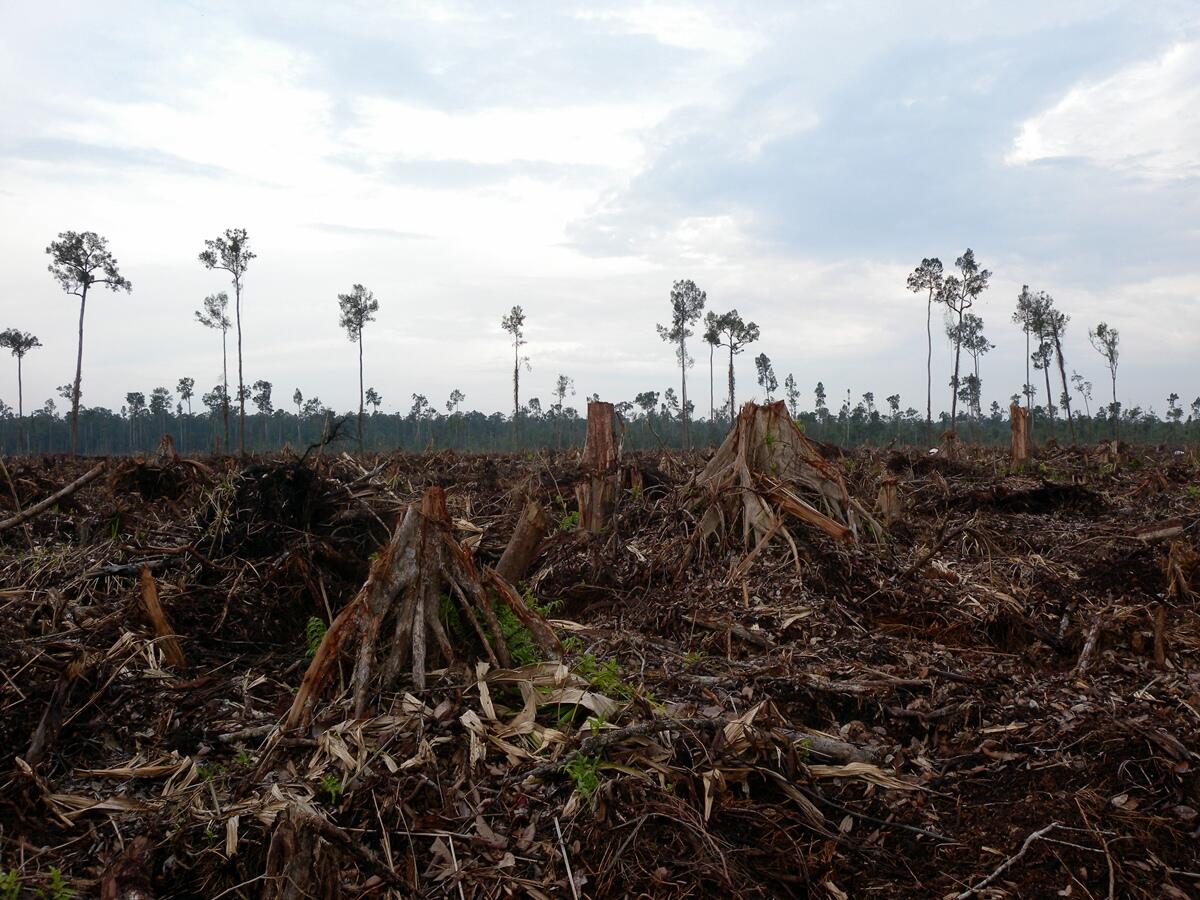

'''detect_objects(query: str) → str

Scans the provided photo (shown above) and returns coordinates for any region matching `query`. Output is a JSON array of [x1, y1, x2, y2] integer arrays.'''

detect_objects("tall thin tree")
[[337, 283, 380, 453], [500, 306, 529, 439], [1088, 322, 1120, 437], [177, 376, 194, 453], [906, 257, 944, 440], [198, 228, 254, 455], [710, 309, 759, 423], [938, 249, 990, 432], [0, 329, 41, 454], [657, 280, 706, 448], [195, 292, 231, 451], [702, 311, 721, 423], [45, 231, 132, 456]]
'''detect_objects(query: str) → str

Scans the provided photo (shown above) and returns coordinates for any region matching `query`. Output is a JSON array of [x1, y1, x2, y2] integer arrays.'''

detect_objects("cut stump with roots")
[[688, 402, 880, 563], [286, 486, 560, 727]]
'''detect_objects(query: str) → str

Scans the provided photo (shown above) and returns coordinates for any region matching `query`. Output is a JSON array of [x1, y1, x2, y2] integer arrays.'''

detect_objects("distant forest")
[[4, 230, 1199, 456], [3, 396, 1199, 457]]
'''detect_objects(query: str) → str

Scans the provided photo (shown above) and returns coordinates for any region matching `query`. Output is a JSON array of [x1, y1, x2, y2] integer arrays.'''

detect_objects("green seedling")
[[320, 773, 342, 804], [563, 754, 601, 801], [304, 616, 327, 658]]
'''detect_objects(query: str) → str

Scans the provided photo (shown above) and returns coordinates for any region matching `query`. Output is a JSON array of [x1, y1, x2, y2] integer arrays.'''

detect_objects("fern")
[[0, 869, 20, 900], [304, 616, 327, 658]]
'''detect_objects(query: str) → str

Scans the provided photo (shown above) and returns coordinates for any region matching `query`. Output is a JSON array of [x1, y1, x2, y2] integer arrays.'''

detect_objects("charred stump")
[[574, 400, 622, 534], [286, 486, 560, 727], [688, 402, 879, 563]]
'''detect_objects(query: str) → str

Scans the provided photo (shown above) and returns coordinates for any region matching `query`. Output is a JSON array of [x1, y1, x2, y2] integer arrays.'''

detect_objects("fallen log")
[[0, 461, 105, 532]]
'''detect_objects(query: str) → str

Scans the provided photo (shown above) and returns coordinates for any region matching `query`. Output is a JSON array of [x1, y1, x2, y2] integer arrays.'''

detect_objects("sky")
[[1, 0, 1197, 419]]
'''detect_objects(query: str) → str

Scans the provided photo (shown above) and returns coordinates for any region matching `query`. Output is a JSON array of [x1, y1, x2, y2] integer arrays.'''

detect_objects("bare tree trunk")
[[700, 348, 710, 427], [70, 287, 88, 457], [1053, 334, 1076, 442], [679, 335, 689, 449], [949, 310, 963, 431], [727, 345, 735, 426], [1043, 358, 1054, 438], [357, 334, 365, 454], [16, 357, 24, 455], [221, 328, 229, 453], [1111, 371, 1118, 438], [234, 277, 245, 456], [512, 342, 519, 443], [925, 291, 933, 442]]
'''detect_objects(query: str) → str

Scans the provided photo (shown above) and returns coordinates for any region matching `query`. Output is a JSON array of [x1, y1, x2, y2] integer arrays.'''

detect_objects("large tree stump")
[[263, 806, 339, 900], [574, 401, 622, 534], [1009, 403, 1031, 466], [286, 486, 560, 727], [689, 402, 879, 559], [496, 499, 550, 583]]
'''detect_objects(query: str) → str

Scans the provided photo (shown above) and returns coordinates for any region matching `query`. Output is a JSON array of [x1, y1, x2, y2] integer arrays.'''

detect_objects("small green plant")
[[234, 749, 254, 768], [304, 616, 328, 658], [682, 650, 704, 668], [764, 432, 777, 448], [320, 773, 342, 804], [558, 510, 580, 532], [196, 762, 224, 781], [560, 635, 582, 653], [629, 484, 643, 501], [40, 867, 73, 900], [496, 603, 540, 665], [575, 654, 632, 699], [563, 754, 601, 801], [1, 869, 22, 900], [1187, 485, 1199, 499]]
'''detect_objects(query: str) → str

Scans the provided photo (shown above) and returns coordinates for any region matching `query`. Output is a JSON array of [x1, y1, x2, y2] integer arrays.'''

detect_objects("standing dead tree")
[[1009, 402, 1031, 467], [686, 402, 879, 567], [575, 401, 622, 534], [286, 486, 560, 726]]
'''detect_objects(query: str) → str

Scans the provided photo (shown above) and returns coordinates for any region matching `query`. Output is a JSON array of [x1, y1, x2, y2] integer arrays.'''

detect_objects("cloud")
[[1008, 41, 1200, 181], [306, 223, 430, 240]]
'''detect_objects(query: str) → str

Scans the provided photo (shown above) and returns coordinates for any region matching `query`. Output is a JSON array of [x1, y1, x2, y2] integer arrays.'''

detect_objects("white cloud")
[[1007, 41, 1200, 181], [575, 4, 766, 63]]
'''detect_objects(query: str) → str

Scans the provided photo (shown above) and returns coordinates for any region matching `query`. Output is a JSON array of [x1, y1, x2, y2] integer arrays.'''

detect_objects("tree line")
[[2, 232, 1198, 457]]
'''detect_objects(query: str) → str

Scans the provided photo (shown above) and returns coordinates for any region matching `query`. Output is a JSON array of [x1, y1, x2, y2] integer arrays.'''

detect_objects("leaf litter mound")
[[0, 435, 1198, 898]]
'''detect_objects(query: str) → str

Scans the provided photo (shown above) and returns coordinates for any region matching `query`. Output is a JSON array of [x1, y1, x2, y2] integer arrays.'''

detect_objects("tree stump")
[[263, 806, 339, 900], [875, 476, 901, 524], [496, 499, 550, 583], [286, 486, 560, 727], [689, 402, 879, 559], [1009, 403, 1031, 466], [574, 401, 622, 534]]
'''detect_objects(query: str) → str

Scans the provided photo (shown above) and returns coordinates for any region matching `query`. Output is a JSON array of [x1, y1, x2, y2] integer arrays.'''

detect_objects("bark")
[[235, 277, 245, 456], [574, 401, 621, 534], [688, 402, 879, 568], [925, 290, 933, 442], [16, 355, 24, 454], [727, 345, 735, 427], [1009, 402, 1031, 467], [1052, 333, 1076, 442], [875, 476, 901, 524], [679, 334, 689, 448], [139, 566, 187, 668], [70, 286, 88, 457], [100, 836, 154, 900], [263, 806, 339, 900], [496, 500, 550, 583], [357, 333, 364, 454], [285, 486, 559, 727], [949, 309, 963, 432], [1043, 355, 1055, 438], [221, 327, 229, 453]]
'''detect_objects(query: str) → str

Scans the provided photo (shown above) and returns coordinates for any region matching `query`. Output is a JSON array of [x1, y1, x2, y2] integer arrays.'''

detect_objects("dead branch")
[[0, 461, 105, 532]]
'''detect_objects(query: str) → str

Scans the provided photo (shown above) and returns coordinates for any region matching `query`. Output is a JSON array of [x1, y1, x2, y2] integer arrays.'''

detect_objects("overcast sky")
[[1, 1, 1197, 418]]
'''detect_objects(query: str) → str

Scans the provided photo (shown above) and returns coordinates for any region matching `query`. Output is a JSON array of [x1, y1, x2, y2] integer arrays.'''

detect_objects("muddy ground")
[[0, 439, 1197, 898]]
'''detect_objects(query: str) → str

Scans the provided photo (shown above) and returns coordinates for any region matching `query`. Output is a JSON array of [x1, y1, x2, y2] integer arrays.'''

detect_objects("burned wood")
[[0, 461, 105, 532]]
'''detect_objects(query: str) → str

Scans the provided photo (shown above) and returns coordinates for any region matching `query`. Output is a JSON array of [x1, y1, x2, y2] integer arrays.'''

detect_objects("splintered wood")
[[1009, 402, 1031, 466], [286, 486, 560, 726], [689, 401, 879, 564], [575, 400, 622, 534]]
